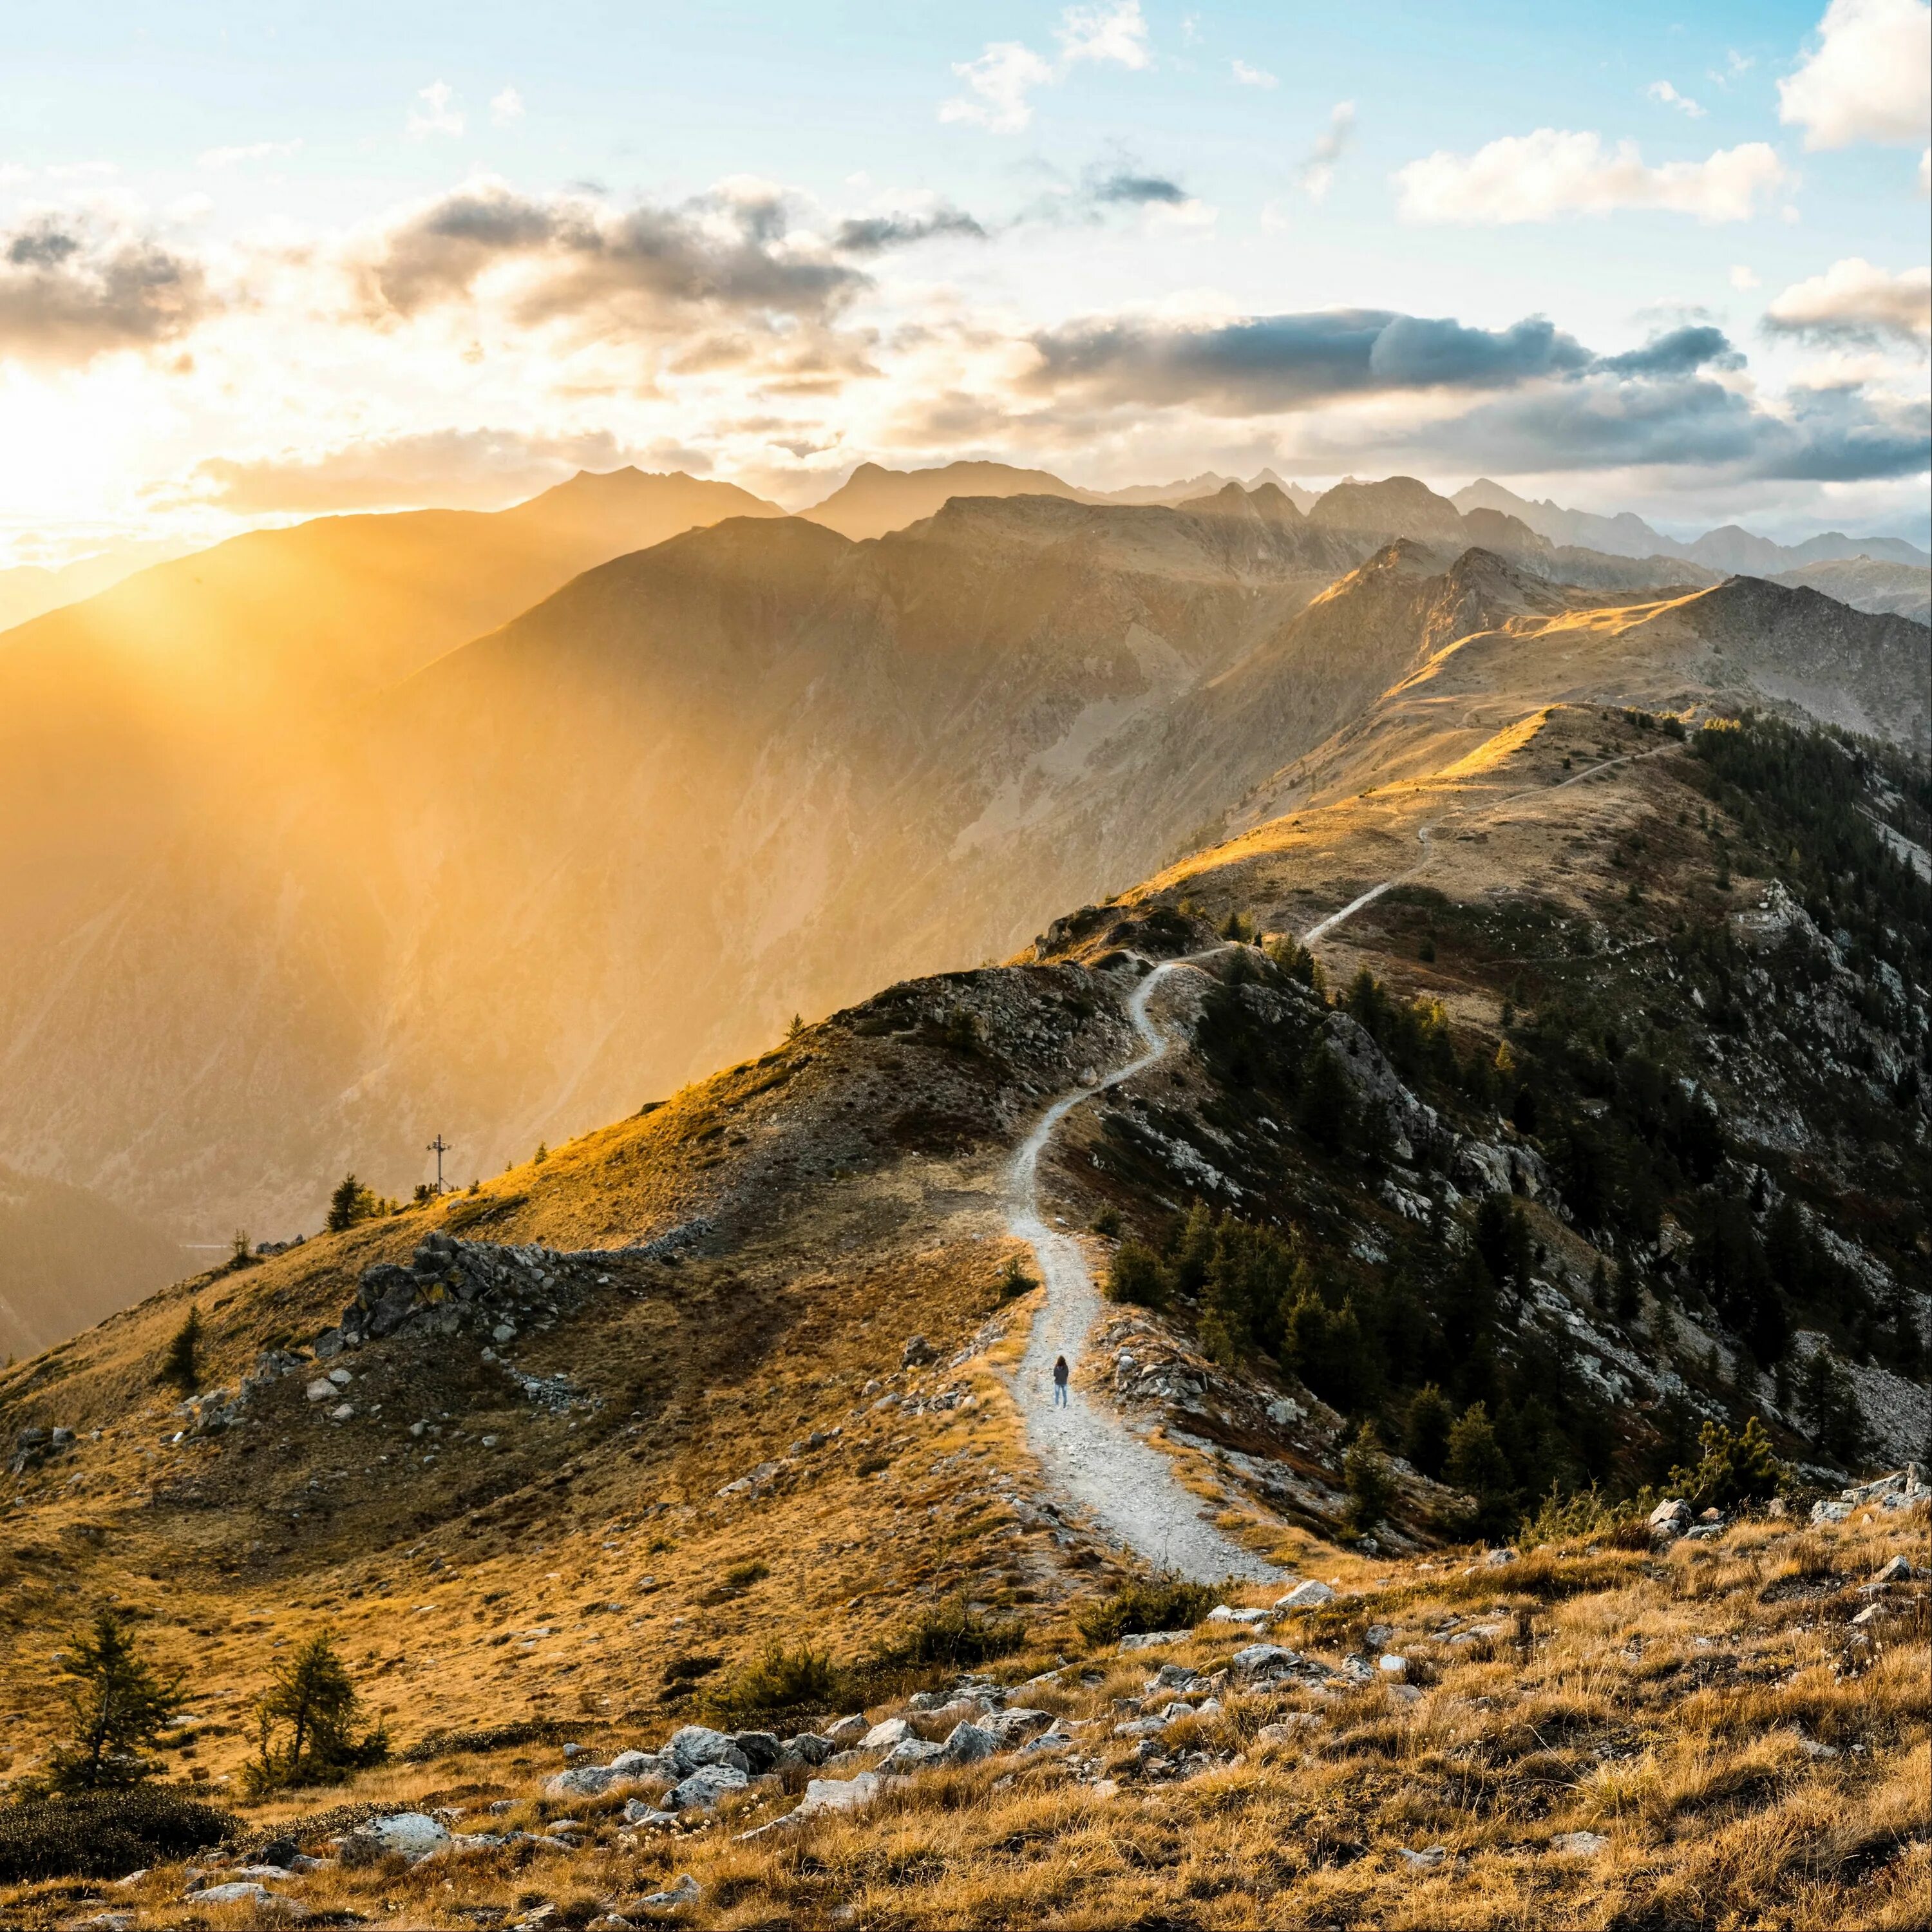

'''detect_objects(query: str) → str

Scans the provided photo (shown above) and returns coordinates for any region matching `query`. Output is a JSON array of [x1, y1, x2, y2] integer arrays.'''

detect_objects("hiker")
[[1052, 1354, 1070, 1406]]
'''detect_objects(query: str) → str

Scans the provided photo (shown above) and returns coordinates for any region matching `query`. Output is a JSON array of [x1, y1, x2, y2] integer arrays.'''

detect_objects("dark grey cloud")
[[368, 183, 869, 328], [1086, 170, 1189, 206], [831, 206, 987, 254], [0, 215, 214, 365], [1595, 325, 1742, 377], [1025, 308, 1593, 413]]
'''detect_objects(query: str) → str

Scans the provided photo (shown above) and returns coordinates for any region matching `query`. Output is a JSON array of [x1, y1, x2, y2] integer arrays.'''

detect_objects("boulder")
[[665, 1723, 750, 1775], [634, 1874, 700, 1910], [901, 1335, 937, 1367], [1378, 1654, 1408, 1681], [729, 1731, 783, 1775], [1648, 1499, 1691, 1541], [667, 1763, 749, 1812], [1873, 1555, 1913, 1583], [189, 1882, 276, 1906], [983, 1707, 1053, 1745], [1551, 1831, 1610, 1857], [780, 1731, 836, 1766], [342, 1812, 450, 1864], [620, 1799, 678, 1828], [797, 1771, 891, 1817], [1484, 1547, 1520, 1567], [545, 1765, 636, 1798], [1274, 1580, 1336, 1611], [822, 1713, 870, 1746], [607, 1748, 662, 1776], [861, 1717, 913, 1749], [1256, 1714, 1321, 1747], [940, 1720, 997, 1765], [1206, 1605, 1274, 1627], [1230, 1643, 1298, 1680], [876, 1738, 945, 1774]]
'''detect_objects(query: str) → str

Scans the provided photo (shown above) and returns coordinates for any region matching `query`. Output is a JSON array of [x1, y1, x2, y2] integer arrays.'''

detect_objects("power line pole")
[[426, 1135, 451, 1195]]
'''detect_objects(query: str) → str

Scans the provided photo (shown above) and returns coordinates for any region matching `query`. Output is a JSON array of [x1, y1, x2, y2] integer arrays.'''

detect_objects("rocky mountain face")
[[1772, 556, 1931, 627], [3, 478, 1927, 1346]]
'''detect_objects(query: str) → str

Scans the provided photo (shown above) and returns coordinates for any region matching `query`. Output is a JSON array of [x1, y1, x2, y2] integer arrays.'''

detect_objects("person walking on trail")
[[1052, 1355, 1070, 1406]]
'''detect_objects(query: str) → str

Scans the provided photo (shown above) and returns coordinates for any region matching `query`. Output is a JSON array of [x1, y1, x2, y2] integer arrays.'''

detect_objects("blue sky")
[[1, 1, 1926, 557]]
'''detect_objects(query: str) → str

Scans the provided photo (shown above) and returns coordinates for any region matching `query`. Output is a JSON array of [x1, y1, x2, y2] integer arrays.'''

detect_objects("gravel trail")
[[1007, 958, 1280, 1584]]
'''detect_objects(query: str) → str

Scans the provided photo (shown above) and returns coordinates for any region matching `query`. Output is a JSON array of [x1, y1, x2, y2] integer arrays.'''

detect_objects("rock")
[[861, 1717, 913, 1748], [620, 1799, 679, 1827], [984, 1708, 1053, 1745], [1266, 1396, 1305, 1425], [1378, 1654, 1408, 1681], [1397, 1845, 1446, 1870], [1205, 1605, 1275, 1627], [1873, 1555, 1913, 1583], [797, 1771, 891, 1817], [940, 1720, 997, 1764], [189, 1882, 275, 1905], [328, 1402, 355, 1422], [1550, 1831, 1610, 1857], [1119, 1629, 1193, 1651], [1229, 1643, 1298, 1680], [822, 1713, 869, 1746], [1146, 1665, 1203, 1691], [1484, 1547, 1520, 1567], [1683, 1524, 1725, 1541], [665, 1724, 750, 1775], [327, 1367, 352, 1388], [304, 1379, 334, 1403], [876, 1738, 945, 1773], [1256, 1715, 1321, 1748], [730, 1731, 783, 1775], [546, 1765, 638, 1798], [342, 1812, 450, 1864], [667, 1763, 750, 1812], [1274, 1580, 1336, 1611], [901, 1335, 937, 1367], [1849, 1603, 1885, 1627], [634, 1874, 700, 1910], [607, 1748, 660, 1776], [780, 1732, 837, 1766]]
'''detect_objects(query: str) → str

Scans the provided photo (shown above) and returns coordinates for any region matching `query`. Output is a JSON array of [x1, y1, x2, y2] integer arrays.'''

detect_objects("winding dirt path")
[[1007, 958, 1280, 1584]]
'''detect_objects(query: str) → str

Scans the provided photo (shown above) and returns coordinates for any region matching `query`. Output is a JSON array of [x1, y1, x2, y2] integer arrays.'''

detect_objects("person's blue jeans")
[[1053, 1381, 1068, 1406]]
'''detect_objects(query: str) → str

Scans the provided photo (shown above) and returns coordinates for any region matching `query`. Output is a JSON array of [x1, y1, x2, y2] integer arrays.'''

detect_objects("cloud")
[[941, 2, 1149, 133], [178, 427, 643, 514], [1765, 257, 1932, 346], [1086, 169, 1188, 207], [1231, 59, 1277, 89], [1595, 323, 1744, 375], [1300, 101, 1356, 202], [1779, 0, 1929, 149], [490, 87, 526, 126], [831, 205, 987, 254], [406, 81, 465, 141], [1023, 307, 1596, 413], [1055, 2, 1151, 70], [1646, 80, 1707, 118], [1730, 265, 1761, 289], [1395, 130, 1788, 223], [0, 214, 214, 366], [199, 139, 302, 170], [361, 180, 869, 339]]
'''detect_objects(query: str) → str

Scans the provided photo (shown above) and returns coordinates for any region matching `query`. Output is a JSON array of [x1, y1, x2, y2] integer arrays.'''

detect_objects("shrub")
[[1402, 1385, 1454, 1481], [882, 1596, 1026, 1669], [1663, 1417, 1786, 1513], [1074, 1574, 1218, 1647], [1105, 1240, 1169, 1308], [1343, 1426, 1394, 1536], [661, 1654, 723, 1685], [1517, 1482, 1645, 1548], [706, 1640, 847, 1717], [325, 1173, 378, 1233], [722, 1560, 770, 1591], [1090, 1207, 1122, 1238], [0, 1788, 236, 1881], [996, 1256, 1037, 1300], [1445, 1401, 1518, 1539]]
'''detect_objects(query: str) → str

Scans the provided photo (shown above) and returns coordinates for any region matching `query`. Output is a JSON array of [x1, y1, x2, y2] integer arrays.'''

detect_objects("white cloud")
[[489, 87, 526, 126], [1765, 256, 1931, 345], [1395, 130, 1789, 223], [1231, 59, 1277, 89], [941, 3, 1149, 133], [1778, 0, 1930, 149], [1055, 1, 1151, 70], [1920, 146, 1931, 191], [199, 140, 302, 171], [1300, 101, 1356, 202], [1709, 48, 1755, 86], [1730, 264, 1761, 289], [1646, 80, 1707, 118], [406, 81, 466, 141]]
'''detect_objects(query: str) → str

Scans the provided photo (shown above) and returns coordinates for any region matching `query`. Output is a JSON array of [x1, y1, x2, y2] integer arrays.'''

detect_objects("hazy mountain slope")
[[1772, 556, 1931, 625], [0, 1165, 185, 1361], [0, 537, 196, 632]]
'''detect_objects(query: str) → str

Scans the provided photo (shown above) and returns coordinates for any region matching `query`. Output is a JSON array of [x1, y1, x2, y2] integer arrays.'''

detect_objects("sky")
[[0, 0, 1927, 564]]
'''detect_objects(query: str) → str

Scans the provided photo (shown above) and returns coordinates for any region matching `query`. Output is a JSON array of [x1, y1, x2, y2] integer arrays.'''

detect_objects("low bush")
[[0, 1787, 237, 1881], [706, 1640, 848, 1718], [880, 1596, 1026, 1669], [1074, 1574, 1218, 1646]]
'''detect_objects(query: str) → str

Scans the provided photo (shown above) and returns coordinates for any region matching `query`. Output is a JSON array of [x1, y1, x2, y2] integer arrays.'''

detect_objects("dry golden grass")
[[3, 1506, 1922, 1929]]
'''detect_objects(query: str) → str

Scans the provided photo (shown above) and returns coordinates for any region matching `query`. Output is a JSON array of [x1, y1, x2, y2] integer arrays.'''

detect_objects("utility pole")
[[426, 1135, 451, 1195]]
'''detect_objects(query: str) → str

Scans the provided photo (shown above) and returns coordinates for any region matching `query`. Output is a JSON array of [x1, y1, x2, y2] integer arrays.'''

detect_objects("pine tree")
[[1343, 1425, 1394, 1535], [1402, 1384, 1454, 1480], [326, 1173, 374, 1233], [1445, 1401, 1516, 1538], [47, 1609, 181, 1792], [245, 1633, 387, 1794], [160, 1307, 201, 1394]]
